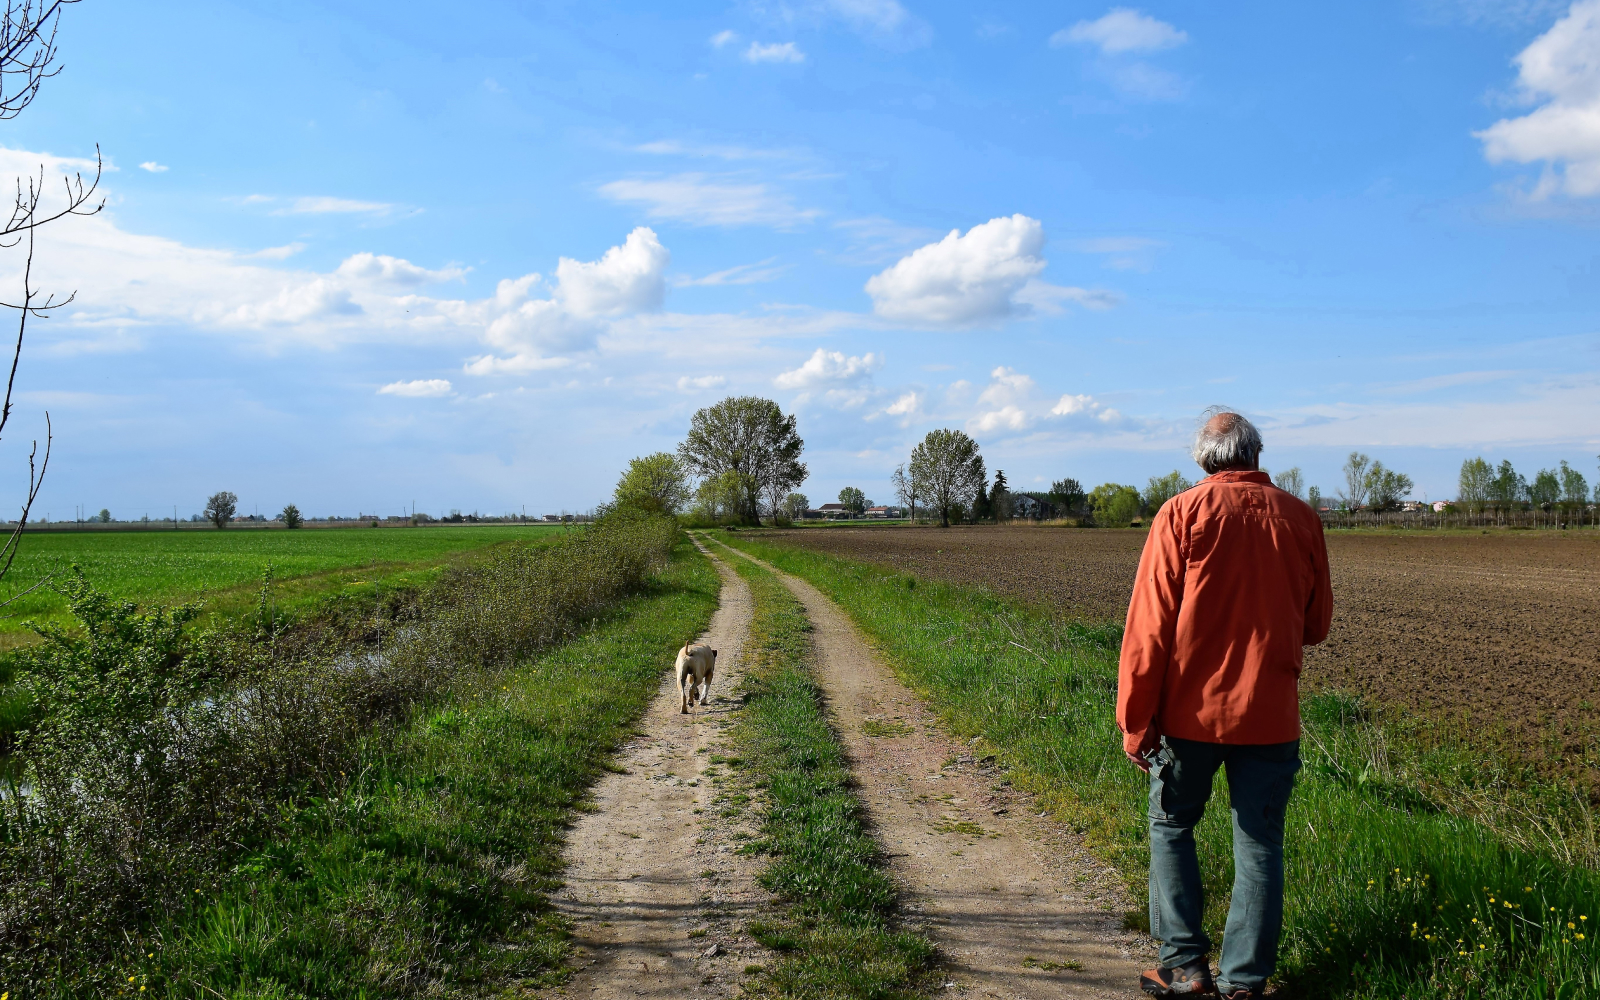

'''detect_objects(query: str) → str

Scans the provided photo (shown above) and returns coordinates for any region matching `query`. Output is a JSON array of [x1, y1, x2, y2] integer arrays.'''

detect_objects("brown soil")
[[546, 547, 776, 999], [763, 526, 1600, 760], [711, 539, 1151, 999]]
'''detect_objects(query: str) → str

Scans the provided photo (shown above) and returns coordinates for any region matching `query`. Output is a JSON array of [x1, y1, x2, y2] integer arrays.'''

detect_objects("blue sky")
[[2, 0, 1598, 519]]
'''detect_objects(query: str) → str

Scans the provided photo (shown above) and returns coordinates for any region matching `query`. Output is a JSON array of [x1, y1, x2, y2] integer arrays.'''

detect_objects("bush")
[[0, 513, 679, 988]]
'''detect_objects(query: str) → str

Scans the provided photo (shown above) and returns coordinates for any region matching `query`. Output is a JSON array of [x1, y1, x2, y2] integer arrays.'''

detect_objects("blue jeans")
[[1147, 736, 1300, 994]]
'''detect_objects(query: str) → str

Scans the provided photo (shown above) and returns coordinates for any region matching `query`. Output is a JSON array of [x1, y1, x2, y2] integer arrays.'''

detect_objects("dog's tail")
[[684, 635, 696, 655]]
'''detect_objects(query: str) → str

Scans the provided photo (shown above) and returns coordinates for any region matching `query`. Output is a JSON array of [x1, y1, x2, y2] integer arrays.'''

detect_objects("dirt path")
[[716, 541, 1149, 1000], [546, 544, 773, 999]]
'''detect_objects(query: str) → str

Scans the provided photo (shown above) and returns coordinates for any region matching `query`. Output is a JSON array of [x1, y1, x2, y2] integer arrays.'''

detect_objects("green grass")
[[717, 531, 1600, 1000], [95, 538, 722, 998], [707, 536, 934, 999], [0, 525, 566, 636]]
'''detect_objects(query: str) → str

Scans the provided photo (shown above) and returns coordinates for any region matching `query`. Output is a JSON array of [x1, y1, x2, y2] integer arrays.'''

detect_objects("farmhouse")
[[865, 506, 892, 518], [1012, 493, 1059, 520]]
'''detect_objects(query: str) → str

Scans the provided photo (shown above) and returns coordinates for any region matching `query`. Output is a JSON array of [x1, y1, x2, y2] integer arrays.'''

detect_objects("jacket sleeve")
[[1302, 516, 1333, 646], [1117, 501, 1186, 752]]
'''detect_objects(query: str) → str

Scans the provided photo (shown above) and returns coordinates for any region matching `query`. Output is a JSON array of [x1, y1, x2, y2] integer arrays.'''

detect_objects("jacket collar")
[[1205, 469, 1270, 484]]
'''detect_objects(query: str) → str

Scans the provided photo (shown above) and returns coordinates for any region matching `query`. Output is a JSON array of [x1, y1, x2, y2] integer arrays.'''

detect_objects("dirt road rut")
[[718, 542, 1148, 1000], [547, 546, 773, 999]]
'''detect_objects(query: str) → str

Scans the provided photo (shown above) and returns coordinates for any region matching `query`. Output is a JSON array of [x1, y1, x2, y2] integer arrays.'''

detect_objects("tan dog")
[[675, 639, 717, 714]]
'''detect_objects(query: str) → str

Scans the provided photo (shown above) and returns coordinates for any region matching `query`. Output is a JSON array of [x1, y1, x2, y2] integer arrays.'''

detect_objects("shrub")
[[280, 503, 303, 528]]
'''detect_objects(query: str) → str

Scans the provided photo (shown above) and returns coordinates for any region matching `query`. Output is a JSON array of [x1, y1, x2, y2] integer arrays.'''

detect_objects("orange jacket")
[[1117, 470, 1332, 751]]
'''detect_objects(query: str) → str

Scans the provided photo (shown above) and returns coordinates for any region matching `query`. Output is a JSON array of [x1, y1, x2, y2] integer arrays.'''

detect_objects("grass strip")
[[96, 541, 720, 999], [712, 538, 934, 999], [718, 532, 1600, 1000]]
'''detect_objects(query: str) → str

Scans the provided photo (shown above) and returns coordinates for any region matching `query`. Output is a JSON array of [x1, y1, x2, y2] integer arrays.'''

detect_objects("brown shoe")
[[1140, 958, 1215, 997]]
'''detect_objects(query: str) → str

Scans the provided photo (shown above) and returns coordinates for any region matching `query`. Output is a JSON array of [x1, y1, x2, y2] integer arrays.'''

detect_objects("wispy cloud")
[[378, 378, 452, 397], [634, 139, 796, 160], [138, 161, 168, 173], [1051, 8, 1188, 53], [599, 173, 821, 228], [286, 196, 396, 215], [744, 41, 805, 63], [672, 258, 788, 287]]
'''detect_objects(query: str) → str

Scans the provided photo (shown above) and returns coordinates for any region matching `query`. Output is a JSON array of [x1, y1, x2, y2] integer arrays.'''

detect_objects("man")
[[1118, 409, 1332, 999]]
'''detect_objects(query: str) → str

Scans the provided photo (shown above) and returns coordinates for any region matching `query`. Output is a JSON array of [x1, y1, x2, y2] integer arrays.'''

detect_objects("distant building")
[[864, 506, 892, 518], [816, 502, 851, 519], [1432, 501, 1450, 512], [543, 514, 562, 521], [1013, 493, 1059, 520]]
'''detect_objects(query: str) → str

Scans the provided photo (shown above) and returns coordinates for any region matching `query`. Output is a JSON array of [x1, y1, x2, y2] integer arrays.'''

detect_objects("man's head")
[[1191, 408, 1263, 474]]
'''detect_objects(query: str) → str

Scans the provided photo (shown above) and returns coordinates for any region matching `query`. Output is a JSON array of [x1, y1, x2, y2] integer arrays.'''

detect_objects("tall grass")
[[719, 533, 1599, 999], [0, 513, 683, 995], [714, 542, 934, 998]]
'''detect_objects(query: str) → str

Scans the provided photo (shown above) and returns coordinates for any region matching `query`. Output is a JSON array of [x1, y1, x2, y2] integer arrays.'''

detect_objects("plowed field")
[[761, 526, 1600, 752]]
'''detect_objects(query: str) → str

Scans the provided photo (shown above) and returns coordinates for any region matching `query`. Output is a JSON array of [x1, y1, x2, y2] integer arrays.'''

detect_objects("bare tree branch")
[[0, 1, 76, 121]]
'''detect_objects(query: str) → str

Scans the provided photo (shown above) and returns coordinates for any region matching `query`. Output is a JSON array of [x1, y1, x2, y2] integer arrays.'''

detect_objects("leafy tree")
[[1458, 457, 1493, 511], [989, 470, 1011, 523], [612, 452, 692, 516], [1088, 483, 1142, 527], [690, 470, 748, 524], [1272, 467, 1304, 500], [1558, 461, 1588, 506], [1144, 471, 1194, 513], [1307, 486, 1323, 511], [908, 428, 985, 528], [838, 486, 869, 516], [890, 463, 922, 522], [1528, 468, 1560, 508], [1489, 460, 1526, 509], [679, 396, 806, 525], [1049, 477, 1085, 512], [96, 508, 109, 523], [780, 492, 809, 522], [1363, 462, 1413, 510], [280, 503, 303, 529], [203, 491, 238, 529], [1339, 452, 1371, 509]]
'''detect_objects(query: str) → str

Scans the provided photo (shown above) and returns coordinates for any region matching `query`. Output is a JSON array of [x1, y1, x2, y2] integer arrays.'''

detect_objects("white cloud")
[[1051, 392, 1120, 421], [634, 139, 793, 160], [336, 252, 466, 287], [379, 378, 452, 397], [710, 29, 738, 47], [599, 174, 820, 228], [678, 374, 728, 391], [673, 258, 788, 286], [250, 243, 305, 260], [139, 161, 168, 173], [774, 347, 882, 389], [1052, 8, 1188, 53], [286, 196, 394, 215], [819, 0, 932, 48], [744, 41, 805, 63], [885, 391, 920, 416], [864, 214, 1048, 325], [1475, 0, 1600, 197], [1013, 280, 1120, 312], [554, 227, 670, 316]]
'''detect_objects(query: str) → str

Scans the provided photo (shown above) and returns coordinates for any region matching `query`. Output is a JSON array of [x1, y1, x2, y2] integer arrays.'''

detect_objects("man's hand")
[[1123, 722, 1160, 772]]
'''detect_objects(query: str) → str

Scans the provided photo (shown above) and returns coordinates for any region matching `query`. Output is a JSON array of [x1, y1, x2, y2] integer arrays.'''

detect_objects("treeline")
[[1456, 456, 1593, 511]]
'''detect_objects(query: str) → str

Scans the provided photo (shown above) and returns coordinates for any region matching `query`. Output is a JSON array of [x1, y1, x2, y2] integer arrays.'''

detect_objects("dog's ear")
[[712, 649, 718, 659]]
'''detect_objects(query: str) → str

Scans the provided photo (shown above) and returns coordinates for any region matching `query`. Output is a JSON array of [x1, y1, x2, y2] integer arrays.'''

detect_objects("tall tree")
[[204, 491, 238, 529], [890, 463, 921, 522], [1558, 461, 1587, 507], [779, 492, 809, 522], [837, 486, 868, 516], [611, 452, 692, 516], [678, 396, 806, 525], [1339, 452, 1372, 509], [1272, 467, 1304, 500], [1307, 485, 1323, 511], [1049, 477, 1084, 512], [1458, 457, 1492, 511], [1363, 462, 1413, 510], [1489, 460, 1526, 509], [1145, 470, 1194, 513], [990, 469, 1011, 523], [907, 428, 985, 528], [1528, 468, 1561, 508]]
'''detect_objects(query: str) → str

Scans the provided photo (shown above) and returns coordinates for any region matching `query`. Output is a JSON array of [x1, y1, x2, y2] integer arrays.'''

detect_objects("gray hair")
[[1191, 408, 1263, 474]]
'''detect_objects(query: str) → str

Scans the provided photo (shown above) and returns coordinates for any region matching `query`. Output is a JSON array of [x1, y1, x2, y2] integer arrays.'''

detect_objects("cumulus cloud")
[[864, 215, 1112, 325], [336, 252, 466, 287], [1476, 0, 1600, 197], [139, 161, 168, 173], [1051, 392, 1120, 421], [1052, 8, 1187, 53], [678, 374, 728, 391], [774, 348, 882, 389], [378, 378, 452, 397], [599, 174, 820, 228], [745, 41, 805, 63]]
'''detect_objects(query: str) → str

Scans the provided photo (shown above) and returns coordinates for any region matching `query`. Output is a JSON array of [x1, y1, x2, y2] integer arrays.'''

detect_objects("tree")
[[691, 469, 747, 524], [780, 492, 809, 522], [890, 463, 921, 523], [0, 1, 101, 602], [1339, 452, 1372, 509], [838, 486, 869, 516], [1528, 468, 1560, 508], [280, 503, 303, 529], [1273, 467, 1304, 500], [203, 491, 238, 529], [1144, 470, 1194, 514], [679, 396, 806, 525], [96, 507, 108, 523], [1489, 460, 1526, 509], [1307, 486, 1323, 511], [1049, 477, 1085, 512], [1088, 483, 1142, 528], [990, 470, 1011, 523], [1458, 457, 1492, 511], [1558, 461, 1587, 506], [1363, 462, 1413, 510], [612, 452, 692, 516], [907, 428, 985, 528]]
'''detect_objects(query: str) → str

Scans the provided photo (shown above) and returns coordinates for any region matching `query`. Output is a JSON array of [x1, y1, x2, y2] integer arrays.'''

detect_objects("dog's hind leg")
[[679, 674, 690, 714]]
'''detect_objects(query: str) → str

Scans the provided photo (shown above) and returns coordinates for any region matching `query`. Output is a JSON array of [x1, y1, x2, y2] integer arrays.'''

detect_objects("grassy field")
[[0, 524, 567, 637], [718, 530, 1599, 999], [709, 538, 933, 998]]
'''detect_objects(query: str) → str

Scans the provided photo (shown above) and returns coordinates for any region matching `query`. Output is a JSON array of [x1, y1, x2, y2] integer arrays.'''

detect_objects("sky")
[[2, 0, 1598, 519]]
